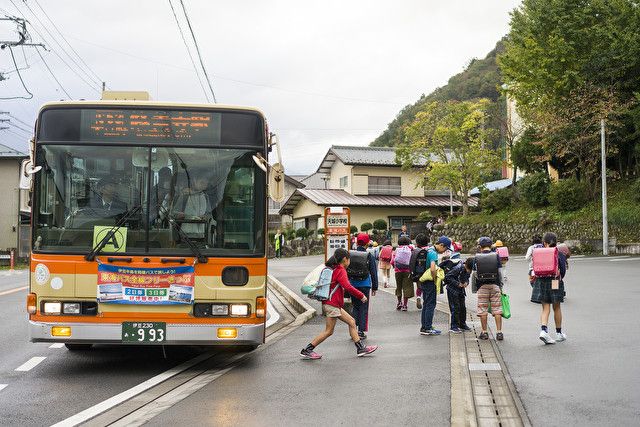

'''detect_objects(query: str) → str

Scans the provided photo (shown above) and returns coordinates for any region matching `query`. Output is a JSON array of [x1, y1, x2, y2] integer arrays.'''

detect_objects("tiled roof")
[[317, 145, 436, 174], [0, 143, 27, 158], [279, 188, 478, 215], [299, 172, 328, 189]]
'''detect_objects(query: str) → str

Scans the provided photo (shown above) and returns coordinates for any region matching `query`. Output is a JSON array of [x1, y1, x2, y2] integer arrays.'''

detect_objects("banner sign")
[[97, 264, 195, 305]]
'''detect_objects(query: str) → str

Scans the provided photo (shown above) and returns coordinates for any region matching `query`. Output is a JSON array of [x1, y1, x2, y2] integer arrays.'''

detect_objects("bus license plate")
[[122, 322, 166, 343]]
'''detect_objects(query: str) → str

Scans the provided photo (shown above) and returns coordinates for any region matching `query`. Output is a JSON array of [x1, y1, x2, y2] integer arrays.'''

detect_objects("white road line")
[[50, 352, 215, 427], [49, 343, 65, 349], [265, 299, 280, 328], [0, 286, 28, 297], [610, 257, 640, 262], [0, 384, 7, 392], [15, 356, 46, 372]]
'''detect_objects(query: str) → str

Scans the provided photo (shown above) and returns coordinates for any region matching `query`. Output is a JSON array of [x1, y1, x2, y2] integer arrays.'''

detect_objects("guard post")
[[324, 206, 351, 262]]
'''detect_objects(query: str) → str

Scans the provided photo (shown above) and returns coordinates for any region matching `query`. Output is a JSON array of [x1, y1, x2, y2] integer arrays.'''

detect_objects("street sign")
[[324, 206, 350, 261]]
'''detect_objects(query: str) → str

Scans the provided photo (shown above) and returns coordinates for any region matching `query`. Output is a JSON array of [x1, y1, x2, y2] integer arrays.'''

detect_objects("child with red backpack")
[[378, 240, 393, 288], [531, 232, 567, 345], [300, 248, 378, 359], [392, 236, 414, 311]]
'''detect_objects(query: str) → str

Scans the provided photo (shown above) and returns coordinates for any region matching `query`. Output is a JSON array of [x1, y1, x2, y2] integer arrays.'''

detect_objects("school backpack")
[[410, 248, 429, 281], [347, 251, 369, 281], [394, 245, 412, 270], [532, 247, 559, 277], [379, 245, 393, 262], [302, 267, 340, 301], [475, 252, 500, 285], [496, 247, 509, 260]]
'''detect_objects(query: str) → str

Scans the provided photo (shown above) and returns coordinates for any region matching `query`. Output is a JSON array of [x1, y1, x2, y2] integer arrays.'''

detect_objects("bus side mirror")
[[20, 159, 41, 190]]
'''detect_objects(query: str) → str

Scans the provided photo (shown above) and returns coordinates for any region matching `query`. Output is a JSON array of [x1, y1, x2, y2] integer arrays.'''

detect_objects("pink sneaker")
[[300, 349, 322, 360], [357, 345, 378, 357]]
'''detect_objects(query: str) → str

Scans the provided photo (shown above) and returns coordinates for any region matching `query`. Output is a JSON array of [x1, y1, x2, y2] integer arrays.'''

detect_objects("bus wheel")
[[65, 343, 93, 351]]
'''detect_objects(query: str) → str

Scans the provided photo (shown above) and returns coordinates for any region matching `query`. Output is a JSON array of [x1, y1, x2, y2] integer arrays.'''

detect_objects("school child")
[[300, 248, 378, 359], [473, 237, 504, 341], [418, 236, 453, 335], [445, 257, 473, 333], [391, 236, 414, 311], [525, 235, 543, 285], [531, 232, 567, 345], [494, 240, 510, 280], [348, 233, 379, 339], [378, 240, 393, 288], [410, 233, 431, 309]]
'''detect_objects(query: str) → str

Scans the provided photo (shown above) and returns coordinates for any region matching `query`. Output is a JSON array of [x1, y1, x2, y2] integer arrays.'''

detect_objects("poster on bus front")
[[97, 264, 195, 305]]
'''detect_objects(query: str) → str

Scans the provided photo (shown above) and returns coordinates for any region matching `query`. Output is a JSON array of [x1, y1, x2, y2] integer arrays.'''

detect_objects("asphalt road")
[[472, 255, 640, 426]]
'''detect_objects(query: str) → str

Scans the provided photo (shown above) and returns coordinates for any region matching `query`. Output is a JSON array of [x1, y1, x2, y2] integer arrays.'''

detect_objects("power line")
[[178, 0, 216, 103], [31, 0, 105, 86], [1, 127, 29, 139], [168, 0, 210, 103], [8, 120, 31, 134], [8, 114, 31, 128], [35, 46, 72, 98], [0, 46, 33, 100]]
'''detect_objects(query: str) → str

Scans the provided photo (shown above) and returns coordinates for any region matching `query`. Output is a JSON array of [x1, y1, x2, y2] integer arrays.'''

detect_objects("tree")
[[373, 219, 387, 231], [360, 222, 373, 232], [510, 127, 546, 174], [349, 225, 358, 234], [295, 228, 308, 239], [499, 0, 640, 179], [396, 100, 502, 215]]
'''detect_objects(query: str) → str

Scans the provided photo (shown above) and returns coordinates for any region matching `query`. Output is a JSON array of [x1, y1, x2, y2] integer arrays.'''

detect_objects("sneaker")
[[384, 283, 389, 288], [358, 332, 367, 340], [401, 305, 408, 311], [416, 297, 423, 309], [460, 324, 472, 332], [357, 344, 378, 357], [478, 332, 489, 340], [555, 332, 567, 342], [449, 327, 462, 334], [496, 332, 504, 341], [300, 348, 322, 360], [420, 328, 429, 335], [426, 329, 441, 336], [539, 331, 556, 345]]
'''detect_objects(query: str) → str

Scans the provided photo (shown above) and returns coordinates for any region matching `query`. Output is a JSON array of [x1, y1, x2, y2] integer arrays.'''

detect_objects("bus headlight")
[[63, 302, 81, 315], [43, 302, 62, 315], [230, 304, 249, 316]]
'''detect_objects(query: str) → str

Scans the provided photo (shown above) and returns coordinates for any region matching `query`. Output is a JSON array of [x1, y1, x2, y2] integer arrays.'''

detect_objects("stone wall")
[[439, 222, 640, 255], [268, 238, 324, 258]]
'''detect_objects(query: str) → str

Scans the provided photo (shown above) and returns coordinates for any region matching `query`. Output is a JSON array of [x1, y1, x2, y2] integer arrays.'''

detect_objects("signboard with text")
[[323, 206, 351, 262]]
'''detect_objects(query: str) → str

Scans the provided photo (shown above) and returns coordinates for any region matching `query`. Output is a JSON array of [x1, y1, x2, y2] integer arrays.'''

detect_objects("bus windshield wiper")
[[85, 205, 142, 261], [167, 218, 208, 264]]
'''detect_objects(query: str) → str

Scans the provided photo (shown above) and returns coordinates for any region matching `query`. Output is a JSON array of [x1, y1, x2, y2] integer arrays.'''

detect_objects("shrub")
[[481, 188, 515, 214], [416, 210, 437, 221], [295, 228, 309, 239], [373, 219, 387, 231], [316, 228, 325, 236], [360, 222, 373, 232], [632, 179, 640, 203], [285, 228, 296, 240], [268, 232, 275, 243], [549, 179, 588, 212], [350, 225, 358, 234], [518, 172, 550, 207]]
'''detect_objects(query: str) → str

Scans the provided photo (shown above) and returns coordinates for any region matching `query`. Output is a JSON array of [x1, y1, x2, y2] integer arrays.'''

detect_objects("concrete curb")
[[267, 274, 316, 324]]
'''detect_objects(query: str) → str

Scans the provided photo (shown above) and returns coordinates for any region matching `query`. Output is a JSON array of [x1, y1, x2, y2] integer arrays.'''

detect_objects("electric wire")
[[8, 120, 31, 134], [168, 0, 210, 102], [0, 46, 33, 99], [8, 114, 32, 128], [31, 0, 105, 86], [1, 127, 29, 139], [35, 46, 72, 98], [178, 0, 216, 103]]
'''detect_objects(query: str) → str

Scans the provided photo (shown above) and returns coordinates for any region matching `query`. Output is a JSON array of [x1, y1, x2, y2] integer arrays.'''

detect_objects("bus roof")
[[38, 100, 267, 118]]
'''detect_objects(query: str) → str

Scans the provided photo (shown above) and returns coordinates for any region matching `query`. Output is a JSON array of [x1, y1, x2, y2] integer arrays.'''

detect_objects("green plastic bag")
[[488, 292, 511, 319]]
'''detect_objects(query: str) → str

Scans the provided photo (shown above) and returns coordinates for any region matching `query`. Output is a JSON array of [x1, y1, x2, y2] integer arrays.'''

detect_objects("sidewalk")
[[148, 255, 452, 426]]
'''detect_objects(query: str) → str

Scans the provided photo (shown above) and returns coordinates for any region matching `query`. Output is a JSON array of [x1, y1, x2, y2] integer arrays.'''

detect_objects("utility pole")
[[601, 119, 608, 256], [449, 188, 454, 216]]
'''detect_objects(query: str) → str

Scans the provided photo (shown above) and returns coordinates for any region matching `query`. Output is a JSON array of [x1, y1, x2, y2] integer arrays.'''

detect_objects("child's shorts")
[[477, 284, 502, 315], [394, 272, 415, 298], [322, 304, 342, 318]]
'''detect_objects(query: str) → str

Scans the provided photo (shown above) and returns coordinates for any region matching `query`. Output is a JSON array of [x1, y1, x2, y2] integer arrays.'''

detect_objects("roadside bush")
[[518, 172, 550, 207], [549, 179, 588, 212], [481, 188, 515, 214], [295, 228, 309, 239], [268, 232, 275, 243], [350, 225, 358, 234], [285, 228, 296, 240], [316, 228, 324, 236], [373, 219, 387, 231], [360, 222, 373, 232], [416, 210, 437, 221]]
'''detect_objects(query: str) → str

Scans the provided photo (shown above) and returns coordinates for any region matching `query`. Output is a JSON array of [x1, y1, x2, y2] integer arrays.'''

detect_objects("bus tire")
[[65, 343, 93, 351]]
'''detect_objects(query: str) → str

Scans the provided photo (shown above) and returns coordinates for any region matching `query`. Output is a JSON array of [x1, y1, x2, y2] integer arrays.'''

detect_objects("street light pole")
[[601, 119, 608, 256]]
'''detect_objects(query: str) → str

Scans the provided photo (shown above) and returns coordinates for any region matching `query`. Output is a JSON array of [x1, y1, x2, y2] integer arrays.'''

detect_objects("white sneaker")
[[555, 332, 567, 342], [539, 331, 555, 345]]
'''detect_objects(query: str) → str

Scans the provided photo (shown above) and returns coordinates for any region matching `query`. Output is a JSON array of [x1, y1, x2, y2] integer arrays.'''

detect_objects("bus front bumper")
[[29, 321, 265, 345]]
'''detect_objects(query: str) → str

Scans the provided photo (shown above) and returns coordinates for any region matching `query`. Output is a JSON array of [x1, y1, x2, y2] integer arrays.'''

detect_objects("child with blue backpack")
[[300, 248, 378, 360]]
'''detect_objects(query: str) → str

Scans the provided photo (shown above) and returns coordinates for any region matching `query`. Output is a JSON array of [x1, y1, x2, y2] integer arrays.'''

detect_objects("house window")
[[368, 176, 401, 195], [268, 198, 283, 211], [339, 176, 348, 188], [293, 219, 306, 230]]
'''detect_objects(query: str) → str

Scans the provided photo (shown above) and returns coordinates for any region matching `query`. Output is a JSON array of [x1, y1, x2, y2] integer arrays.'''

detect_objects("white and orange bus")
[[24, 93, 283, 350]]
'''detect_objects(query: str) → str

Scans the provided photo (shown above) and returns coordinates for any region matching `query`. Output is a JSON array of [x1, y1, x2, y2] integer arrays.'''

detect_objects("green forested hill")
[[371, 40, 505, 147]]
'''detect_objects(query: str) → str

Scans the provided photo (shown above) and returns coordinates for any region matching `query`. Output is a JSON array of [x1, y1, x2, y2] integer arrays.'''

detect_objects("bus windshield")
[[33, 145, 265, 256]]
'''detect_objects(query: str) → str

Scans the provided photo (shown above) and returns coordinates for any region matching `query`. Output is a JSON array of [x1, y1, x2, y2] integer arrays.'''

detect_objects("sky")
[[0, 0, 521, 174]]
